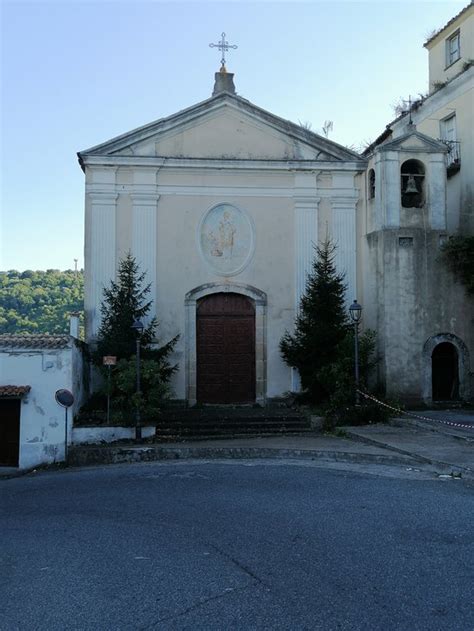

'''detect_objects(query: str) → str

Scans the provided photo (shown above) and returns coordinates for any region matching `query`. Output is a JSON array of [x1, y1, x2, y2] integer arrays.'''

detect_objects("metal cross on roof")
[[209, 32, 238, 69]]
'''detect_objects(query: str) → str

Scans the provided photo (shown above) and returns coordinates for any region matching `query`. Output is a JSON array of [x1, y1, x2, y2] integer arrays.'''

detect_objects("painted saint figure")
[[209, 210, 236, 259], [219, 211, 236, 259]]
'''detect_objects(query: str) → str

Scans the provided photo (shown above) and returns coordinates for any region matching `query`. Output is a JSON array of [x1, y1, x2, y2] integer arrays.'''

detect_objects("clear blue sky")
[[1, 0, 466, 271]]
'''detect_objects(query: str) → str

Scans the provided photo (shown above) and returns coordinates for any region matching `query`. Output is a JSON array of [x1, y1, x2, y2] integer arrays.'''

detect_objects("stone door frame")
[[422, 333, 471, 403], [185, 282, 267, 406]]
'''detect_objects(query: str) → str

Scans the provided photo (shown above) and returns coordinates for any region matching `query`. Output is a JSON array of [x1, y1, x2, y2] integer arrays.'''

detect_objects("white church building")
[[78, 6, 473, 407]]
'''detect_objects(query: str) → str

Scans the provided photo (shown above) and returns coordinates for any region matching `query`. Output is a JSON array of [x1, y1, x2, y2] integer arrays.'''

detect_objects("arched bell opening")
[[401, 159, 425, 208]]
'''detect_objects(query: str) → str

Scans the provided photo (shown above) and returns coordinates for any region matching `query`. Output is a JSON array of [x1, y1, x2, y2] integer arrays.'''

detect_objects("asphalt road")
[[1, 461, 473, 631]]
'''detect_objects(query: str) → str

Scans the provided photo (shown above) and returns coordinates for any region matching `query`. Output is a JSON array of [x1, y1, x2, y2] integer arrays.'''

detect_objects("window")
[[445, 30, 460, 67], [440, 114, 456, 143], [440, 114, 460, 169], [401, 160, 425, 208], [368, 169, 375, 199]]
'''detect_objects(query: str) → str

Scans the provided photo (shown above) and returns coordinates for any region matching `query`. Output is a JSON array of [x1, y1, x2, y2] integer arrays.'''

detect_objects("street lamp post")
[[349, 300, 362, 405], [131, 319, 144, 441]]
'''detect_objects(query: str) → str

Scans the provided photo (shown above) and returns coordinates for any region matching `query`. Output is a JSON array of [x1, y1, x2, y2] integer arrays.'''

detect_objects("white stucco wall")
[[72, 426, 155, 445], [82, 104, 364, 403], [0, 344, 79, 469], [426, 6, 474, 90]]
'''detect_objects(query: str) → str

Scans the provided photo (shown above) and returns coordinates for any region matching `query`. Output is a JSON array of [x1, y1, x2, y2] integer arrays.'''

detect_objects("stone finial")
[[212, 67, 236, 96]]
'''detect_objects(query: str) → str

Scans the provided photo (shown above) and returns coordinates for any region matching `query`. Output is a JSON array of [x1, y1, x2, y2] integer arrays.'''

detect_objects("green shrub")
[[323, 398, 401, 431], [112, 357, 171, 423]]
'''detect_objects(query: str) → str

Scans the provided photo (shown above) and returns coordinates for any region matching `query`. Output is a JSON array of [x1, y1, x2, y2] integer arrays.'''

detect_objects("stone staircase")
[[154, 405, 314, 441]]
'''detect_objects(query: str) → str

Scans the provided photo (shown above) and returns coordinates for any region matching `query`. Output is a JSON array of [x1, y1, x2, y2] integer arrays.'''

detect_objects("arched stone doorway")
[[422, 333, 470, 403], [197, 293, 255, 404], [432, 342, 459, 401], [185, 283, 267, 406]]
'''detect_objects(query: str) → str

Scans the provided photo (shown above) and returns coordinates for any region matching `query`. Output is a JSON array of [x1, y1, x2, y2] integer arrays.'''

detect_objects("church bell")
[[404, 175, 418, 194]]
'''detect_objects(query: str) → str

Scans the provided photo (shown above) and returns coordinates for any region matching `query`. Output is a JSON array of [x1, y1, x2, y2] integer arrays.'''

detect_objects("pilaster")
[[382, 152, 401, 227], [428, 156, 447, 229], [331, 199, 358, 305], [293, 192, 320, 390], [131, 193, 159, 322], [88, 193, 118, 337]]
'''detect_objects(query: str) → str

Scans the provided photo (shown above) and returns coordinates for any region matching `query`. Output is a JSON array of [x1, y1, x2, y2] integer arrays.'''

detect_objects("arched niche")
[[368, 169, 375, 200]]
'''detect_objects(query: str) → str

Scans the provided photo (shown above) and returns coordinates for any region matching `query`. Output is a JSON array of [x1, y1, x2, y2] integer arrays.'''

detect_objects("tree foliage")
[[280, 240, 351, 403], [280, 240, 377, 408], [95, 253, 160, 361], [92, 253, 178, 421], [0, 269, 83, 334], [442, 236, 474, 295]]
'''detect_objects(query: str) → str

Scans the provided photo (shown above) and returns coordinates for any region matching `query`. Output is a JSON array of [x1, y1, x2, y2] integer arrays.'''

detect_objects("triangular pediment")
[[378, 130, 448, 154], [78, 92, 363, 163]]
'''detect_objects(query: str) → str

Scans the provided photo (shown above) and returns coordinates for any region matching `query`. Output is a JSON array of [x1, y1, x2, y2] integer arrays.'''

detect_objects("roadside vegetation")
[[0, 269, 83, 335]]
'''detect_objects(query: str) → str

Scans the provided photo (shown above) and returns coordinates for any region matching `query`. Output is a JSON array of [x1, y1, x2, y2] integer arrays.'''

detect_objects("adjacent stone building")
[[363, 2, 473, 403]]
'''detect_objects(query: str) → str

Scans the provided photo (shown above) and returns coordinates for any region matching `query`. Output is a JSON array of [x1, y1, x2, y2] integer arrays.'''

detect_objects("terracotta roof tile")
[[0, 385, 31, 397], [424, 2, 473, 47], [0, 334, 70, 349]]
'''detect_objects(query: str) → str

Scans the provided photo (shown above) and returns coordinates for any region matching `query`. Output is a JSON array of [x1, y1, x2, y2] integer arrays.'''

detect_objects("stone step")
[[154, 411, 312, 440], [159, 408, 307, 420], [155, 417, 308, 427], [156, 424, 312, 436], [156, 430, 315, 442]]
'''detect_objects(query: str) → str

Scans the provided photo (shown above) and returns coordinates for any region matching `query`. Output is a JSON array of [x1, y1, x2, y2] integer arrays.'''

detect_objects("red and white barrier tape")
[[357, 389, 474, 430]]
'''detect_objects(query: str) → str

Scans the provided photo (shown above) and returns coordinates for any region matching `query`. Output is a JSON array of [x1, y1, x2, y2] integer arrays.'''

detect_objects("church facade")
[[78, 6, 473, 406]]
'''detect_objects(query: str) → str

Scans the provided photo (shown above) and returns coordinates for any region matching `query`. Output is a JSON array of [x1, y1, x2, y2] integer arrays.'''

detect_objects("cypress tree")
[[280, 239, 350, 403]]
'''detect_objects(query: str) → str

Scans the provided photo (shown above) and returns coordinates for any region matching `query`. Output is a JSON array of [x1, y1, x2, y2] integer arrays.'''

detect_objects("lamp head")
[[131, 319, 144, 334], [349, 300, 362, 323]]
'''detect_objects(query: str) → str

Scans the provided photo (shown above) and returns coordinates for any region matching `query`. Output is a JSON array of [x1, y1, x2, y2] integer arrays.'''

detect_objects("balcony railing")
[[438, 139, 461, 167]]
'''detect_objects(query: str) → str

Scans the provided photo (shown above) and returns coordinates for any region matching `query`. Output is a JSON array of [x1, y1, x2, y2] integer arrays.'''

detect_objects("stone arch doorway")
[[185, 283, 267, 406], [432, 342, 459, 401], [197, 293, 255, 404], [422, 333, 470, 403]]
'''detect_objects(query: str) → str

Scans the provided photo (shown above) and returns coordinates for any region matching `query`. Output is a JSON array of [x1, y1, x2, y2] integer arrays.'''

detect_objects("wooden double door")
[[197, 293, 256, 404]]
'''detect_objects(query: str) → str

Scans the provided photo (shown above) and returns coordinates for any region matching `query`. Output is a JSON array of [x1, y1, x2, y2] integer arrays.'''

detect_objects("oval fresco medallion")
[[199, 204, 254, 276]]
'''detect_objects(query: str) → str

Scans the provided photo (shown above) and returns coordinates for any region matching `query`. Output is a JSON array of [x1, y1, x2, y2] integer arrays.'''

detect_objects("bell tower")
[[363, 128, 450, 403]]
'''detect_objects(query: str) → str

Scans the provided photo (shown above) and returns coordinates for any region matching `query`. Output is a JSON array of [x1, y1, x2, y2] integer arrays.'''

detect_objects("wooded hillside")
[[0, 270, 84, 334]]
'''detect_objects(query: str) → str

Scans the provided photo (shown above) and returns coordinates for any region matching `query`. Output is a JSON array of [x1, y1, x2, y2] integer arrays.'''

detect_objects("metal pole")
[[136, 337, 142, 441], [354, 321, 360, 405], [107, 364, 111, 425], [64, 407, 68, 462]]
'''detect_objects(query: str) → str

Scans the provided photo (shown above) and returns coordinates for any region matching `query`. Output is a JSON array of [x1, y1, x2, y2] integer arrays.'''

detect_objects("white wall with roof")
[[0, 335, 84, 469]]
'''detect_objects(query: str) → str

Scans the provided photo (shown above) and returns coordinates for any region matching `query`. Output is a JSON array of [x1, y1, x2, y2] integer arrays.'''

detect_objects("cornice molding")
[[331, 197, 359, 210], [130, 193, 160, 205], [88, 193, 118, 204], [294, 196, 321, 207], [81, 155, 367, 172]]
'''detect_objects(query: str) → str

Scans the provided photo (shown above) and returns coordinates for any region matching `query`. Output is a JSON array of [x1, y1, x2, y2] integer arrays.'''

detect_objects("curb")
[[342, 429, 474, 480], [67, 444, 419, 468], [391, 417, 474, 443]]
